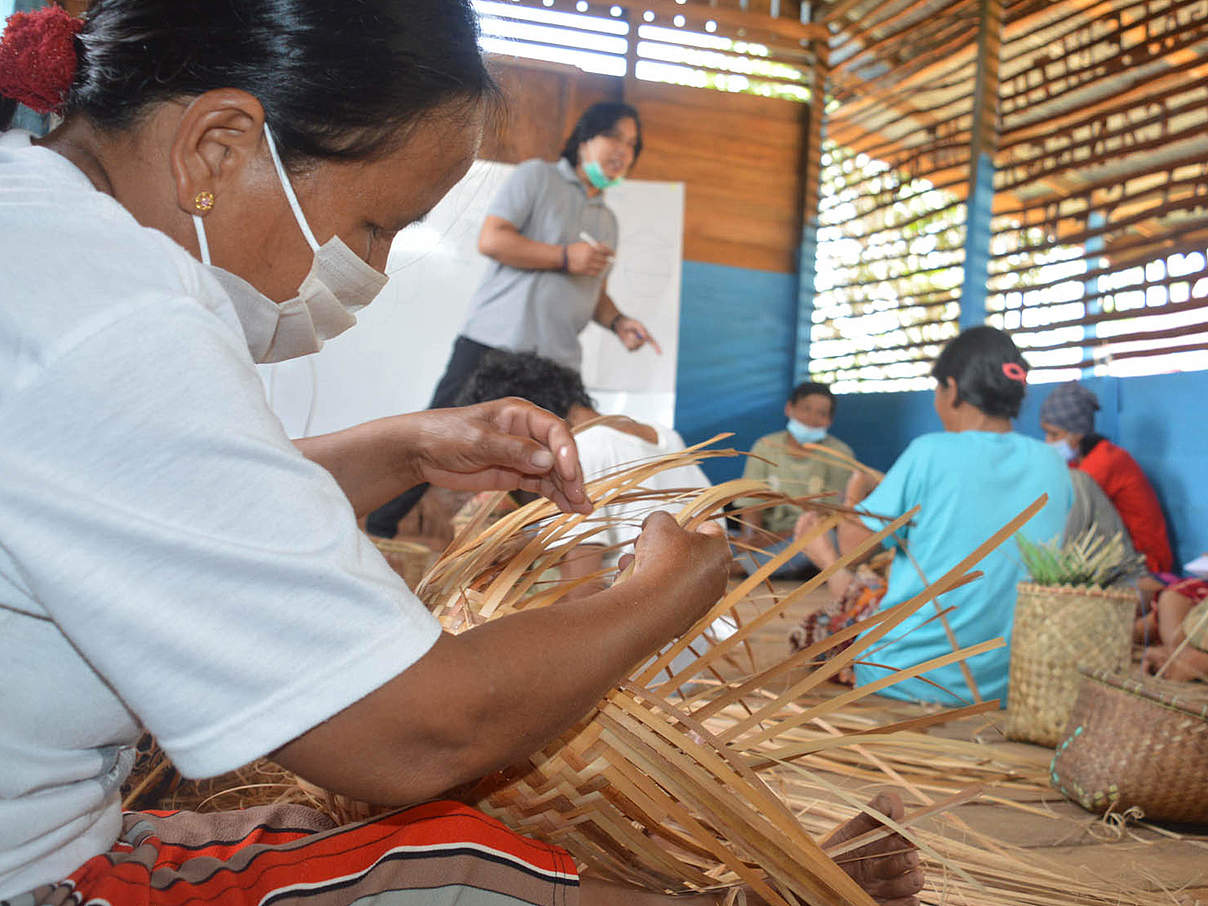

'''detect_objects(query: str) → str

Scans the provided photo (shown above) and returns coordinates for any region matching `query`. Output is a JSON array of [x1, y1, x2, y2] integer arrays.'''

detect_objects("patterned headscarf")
[[1039, 381, 1100, 435]]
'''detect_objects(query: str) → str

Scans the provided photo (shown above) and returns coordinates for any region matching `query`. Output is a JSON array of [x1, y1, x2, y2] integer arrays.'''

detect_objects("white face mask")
[[786, 418, 827, 445], [192, 125, 389, 364], [1049, 438, 1077, 463]]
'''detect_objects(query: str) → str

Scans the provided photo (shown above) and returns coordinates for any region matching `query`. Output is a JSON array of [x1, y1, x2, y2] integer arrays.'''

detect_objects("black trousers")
[[364, 336, 495, 538]]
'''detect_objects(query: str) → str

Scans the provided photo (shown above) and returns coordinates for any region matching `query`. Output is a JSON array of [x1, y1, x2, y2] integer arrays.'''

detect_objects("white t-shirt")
[[0, 131, 442, 897], [575, 422, 711, 564]]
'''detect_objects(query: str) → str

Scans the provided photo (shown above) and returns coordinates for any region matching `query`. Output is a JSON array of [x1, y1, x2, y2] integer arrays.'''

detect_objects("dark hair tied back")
[[61, 0, 493, 165], [931, 325, 1030, 419], [561, 101, 642, 167]]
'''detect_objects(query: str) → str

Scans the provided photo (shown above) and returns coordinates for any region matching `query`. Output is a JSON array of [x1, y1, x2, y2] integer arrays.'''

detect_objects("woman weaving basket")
[[0, 3, 922, 906]]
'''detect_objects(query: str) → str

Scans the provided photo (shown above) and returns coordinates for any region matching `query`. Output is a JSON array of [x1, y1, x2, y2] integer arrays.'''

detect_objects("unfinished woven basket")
[[1005, 582, 1136, 746], [299, 440, 1049, 905], [1050, 667, 1208, 823]]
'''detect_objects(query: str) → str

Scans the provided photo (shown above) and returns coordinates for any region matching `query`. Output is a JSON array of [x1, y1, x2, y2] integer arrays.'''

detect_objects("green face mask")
[[583, 159, 623, 190]]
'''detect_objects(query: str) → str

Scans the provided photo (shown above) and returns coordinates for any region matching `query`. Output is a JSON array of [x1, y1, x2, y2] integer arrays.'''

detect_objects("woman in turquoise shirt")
[[839, 327, 1073, 706]]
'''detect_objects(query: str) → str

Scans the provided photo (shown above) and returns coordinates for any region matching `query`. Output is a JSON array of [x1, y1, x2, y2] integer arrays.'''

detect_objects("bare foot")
[[822, 792, 924, 906]]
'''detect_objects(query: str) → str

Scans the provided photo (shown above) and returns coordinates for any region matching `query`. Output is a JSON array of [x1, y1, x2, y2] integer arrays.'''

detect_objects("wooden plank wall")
[[481, 57, 807, 274]]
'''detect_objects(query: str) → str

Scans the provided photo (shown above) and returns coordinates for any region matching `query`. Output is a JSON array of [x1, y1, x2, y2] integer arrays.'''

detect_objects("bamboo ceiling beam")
[[828, 0, 957, 55], [817, 0, 877, 27]]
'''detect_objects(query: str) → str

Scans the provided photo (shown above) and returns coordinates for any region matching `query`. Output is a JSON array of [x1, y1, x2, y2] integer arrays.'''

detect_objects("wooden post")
[[794, 36, 829, 385], [958, 0, 1004, 330], [622, 7, 639, 100]]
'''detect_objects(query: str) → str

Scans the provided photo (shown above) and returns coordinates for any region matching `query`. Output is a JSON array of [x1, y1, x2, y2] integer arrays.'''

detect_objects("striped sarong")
[[11, 800, 579, 906]]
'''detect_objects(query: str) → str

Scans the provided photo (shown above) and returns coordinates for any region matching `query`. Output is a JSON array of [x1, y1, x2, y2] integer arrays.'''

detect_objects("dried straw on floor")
[[122, 735, 315, 814], [294, 438, 1074, 905]]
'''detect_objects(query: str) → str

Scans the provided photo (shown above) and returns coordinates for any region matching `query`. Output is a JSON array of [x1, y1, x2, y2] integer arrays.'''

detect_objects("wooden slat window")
[[475, 0, 631, 76], [809, 0, 1208, 391], [475, 1, 817, 102], [986, 0, 1208, 381], [808, 0, 977, 393], [633, 22, 811, 102]]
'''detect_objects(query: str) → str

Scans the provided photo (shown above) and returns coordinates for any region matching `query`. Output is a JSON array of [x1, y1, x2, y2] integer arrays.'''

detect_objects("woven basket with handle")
[[1005, 582, 1136, 746], [1050, 668, 1208, 823]]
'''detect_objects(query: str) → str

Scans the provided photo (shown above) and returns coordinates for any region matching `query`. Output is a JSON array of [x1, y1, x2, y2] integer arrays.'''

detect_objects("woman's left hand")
[[405, 399, 592, 514]]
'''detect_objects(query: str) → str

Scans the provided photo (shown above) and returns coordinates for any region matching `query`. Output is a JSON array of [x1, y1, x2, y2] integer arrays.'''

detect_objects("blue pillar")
[[958, 0, 1002, 330], [1082, 211, 1106, 378], [795, 219, 818, 385], [960, 152, 994, 329]]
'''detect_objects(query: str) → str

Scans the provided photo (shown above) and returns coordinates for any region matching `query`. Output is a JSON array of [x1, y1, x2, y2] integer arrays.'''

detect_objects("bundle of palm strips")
[[294, 435, 1079, 906]]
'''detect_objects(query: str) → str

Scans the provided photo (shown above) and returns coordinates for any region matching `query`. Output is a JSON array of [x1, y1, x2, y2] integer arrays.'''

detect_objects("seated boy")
[[453, 350, 711, 583], [735, 382, 856, 578]]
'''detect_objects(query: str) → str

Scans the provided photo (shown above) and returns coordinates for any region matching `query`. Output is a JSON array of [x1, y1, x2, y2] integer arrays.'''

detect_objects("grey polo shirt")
[[460, 158, 619, 371]]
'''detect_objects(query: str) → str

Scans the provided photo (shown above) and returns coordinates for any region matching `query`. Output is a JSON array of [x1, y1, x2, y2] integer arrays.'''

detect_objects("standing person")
[[1039, 380, 1173, 576], [835, 327, 1074, 706], [734, 381, 856, 579], [366, 102, 660, 538], [440, 100, 660, 400], [0, 4, 921, 906]]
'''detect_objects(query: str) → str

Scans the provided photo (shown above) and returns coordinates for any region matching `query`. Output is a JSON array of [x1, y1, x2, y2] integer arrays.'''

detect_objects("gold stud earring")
[[192, 190, 215, 214]]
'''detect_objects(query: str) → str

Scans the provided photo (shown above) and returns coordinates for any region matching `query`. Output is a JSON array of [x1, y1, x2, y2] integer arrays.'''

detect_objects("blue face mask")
[[583, 159, 623, 190], [1050, 438, 1076, 463], [787, 419, 827, 445]]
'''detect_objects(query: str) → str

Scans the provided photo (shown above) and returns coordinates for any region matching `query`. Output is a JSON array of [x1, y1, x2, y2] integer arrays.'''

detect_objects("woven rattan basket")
[[369, 536, 433, 591], [1005, 582, 1136, 746], [1050, 668, 1208, 823]]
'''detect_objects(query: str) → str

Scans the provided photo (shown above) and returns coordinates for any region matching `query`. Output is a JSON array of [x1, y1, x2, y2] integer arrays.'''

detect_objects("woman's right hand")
[[565, 240, 612, 277], [627, 512, 731, 637]]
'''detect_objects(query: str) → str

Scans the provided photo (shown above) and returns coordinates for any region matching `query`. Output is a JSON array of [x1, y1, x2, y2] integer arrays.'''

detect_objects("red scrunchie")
[[1002, 362, 1028, 384], [0, 6, 83, 115]]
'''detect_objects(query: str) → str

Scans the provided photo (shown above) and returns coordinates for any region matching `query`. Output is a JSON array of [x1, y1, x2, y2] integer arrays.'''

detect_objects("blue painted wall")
[[674, 261, 799, 483], [671, 260, 1208, 567], [673, 260, 1208, 567], [830, 371, 1208, 568]]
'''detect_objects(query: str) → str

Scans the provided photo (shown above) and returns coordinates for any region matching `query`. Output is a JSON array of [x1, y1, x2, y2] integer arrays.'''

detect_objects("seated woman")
[[452, 349, 711, 583], [0, 3, 920, 905], [830, 327, 1074, 706], [1039, 381, 1173, 577], [789, 467, 1139, 684]]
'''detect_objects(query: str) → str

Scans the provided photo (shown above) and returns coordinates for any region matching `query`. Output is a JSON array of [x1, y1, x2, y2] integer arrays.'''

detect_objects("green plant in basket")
[[1016, 529, 1144, 590]]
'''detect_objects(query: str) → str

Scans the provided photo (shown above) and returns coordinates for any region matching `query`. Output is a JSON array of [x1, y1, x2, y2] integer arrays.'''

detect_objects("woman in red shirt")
[[1039, 381, 1173, 575]]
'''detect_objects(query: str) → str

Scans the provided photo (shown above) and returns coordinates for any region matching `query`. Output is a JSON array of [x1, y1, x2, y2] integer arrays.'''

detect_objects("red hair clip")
[[1002, 362, 1028, 384], [0, 6, 84, 116]]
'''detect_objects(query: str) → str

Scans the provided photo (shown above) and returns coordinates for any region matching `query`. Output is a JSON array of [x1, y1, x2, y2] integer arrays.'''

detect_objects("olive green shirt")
[[739, 431, 855, 536]]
